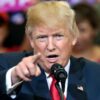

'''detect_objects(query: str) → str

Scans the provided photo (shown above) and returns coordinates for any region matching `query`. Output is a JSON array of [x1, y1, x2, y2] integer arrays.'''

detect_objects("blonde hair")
[[26, 1, 79, 38]]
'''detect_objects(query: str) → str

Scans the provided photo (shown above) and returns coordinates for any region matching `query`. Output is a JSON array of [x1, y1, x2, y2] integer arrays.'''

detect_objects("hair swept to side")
[[25, 1, 79, 38]]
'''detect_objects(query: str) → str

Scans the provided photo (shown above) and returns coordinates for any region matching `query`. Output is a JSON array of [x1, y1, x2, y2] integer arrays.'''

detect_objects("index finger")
[[32, 53, 41, 63]]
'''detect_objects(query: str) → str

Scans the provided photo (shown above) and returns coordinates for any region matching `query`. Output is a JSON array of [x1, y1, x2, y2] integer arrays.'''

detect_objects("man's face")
[[30, 24, 76, 73]]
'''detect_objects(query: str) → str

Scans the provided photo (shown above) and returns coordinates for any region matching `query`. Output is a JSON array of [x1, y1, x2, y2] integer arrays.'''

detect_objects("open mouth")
[[46, 54, 59, 63], [47, 55, 58, 58]]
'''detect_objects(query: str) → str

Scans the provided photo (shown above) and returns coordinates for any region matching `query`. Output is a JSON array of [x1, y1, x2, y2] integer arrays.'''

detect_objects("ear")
[[72, 38, 77, 46], [27, 35, 34, 48]]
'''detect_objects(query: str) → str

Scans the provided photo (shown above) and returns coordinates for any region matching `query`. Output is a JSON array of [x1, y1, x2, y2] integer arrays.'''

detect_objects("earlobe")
[[72, 39, 77, 45]]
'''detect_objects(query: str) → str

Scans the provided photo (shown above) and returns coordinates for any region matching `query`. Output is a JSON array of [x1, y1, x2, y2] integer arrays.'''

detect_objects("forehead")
[[32, 24, 70, 36]]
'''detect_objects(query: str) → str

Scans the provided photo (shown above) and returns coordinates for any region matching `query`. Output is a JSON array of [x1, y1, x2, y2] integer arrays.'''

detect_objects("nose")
[[47, 37, 55, 51]]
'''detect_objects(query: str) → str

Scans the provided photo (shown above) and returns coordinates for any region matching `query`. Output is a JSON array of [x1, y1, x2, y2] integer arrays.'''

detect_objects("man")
[[0, 1, 100, 100]]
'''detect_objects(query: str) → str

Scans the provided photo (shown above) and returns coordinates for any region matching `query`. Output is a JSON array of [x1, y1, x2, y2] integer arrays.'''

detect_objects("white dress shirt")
[[6, 60, 70, 98], [45, 60, 70, 97]]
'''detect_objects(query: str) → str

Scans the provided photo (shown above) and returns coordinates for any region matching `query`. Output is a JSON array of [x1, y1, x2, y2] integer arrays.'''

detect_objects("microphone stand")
[[55, 82, 65, 100]]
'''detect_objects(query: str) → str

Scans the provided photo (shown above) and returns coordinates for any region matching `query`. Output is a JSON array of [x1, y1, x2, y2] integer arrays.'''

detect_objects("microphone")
[[50, 63, 67, 92]]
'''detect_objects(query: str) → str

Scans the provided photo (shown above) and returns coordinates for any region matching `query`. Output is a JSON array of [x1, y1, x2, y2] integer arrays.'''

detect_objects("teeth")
[[47, 55, 58, 58]]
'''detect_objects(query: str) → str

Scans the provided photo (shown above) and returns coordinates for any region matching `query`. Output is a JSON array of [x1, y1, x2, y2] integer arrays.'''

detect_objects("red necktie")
[[50, 76, 66, 100]]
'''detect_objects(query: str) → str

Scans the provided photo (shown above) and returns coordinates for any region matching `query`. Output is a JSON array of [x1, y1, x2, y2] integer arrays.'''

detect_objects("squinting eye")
[[54, 34, 64, 40], [36, 36, 47, 42]]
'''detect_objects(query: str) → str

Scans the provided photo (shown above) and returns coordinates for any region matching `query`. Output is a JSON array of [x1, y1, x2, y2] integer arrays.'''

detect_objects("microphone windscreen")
[[50, 63, 67, 82]]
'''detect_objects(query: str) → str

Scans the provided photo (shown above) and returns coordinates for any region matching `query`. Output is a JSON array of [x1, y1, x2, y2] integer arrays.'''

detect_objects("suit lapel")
[[67, 57, 88, 100], [24, 56, 88, 100], [31, 69, 51, 100]]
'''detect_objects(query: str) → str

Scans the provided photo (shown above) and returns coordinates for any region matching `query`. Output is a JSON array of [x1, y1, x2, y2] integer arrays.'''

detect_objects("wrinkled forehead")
[[31, 23, 71, 38]]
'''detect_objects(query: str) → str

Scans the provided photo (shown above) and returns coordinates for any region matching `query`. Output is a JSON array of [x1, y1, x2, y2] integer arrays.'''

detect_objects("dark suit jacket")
[[0, 51, 100, 100]]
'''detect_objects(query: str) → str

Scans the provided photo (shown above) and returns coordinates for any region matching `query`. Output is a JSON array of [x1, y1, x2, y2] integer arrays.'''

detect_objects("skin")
[[11, 24, 77, 84], [73, 20, 96, 52]]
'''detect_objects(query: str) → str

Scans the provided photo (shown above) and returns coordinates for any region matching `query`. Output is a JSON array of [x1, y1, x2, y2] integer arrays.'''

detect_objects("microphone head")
[[50, 63, 67, 82]]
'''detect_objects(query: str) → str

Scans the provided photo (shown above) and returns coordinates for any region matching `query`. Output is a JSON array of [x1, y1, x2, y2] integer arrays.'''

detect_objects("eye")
[[36, 35, 48, 42], [54, 34, 64, 40], [79, 27, 86, 33]]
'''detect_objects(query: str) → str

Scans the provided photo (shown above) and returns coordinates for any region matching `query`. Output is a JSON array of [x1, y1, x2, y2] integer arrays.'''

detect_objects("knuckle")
[[29, 64, 34, 69], [24, 70, 29, 77]]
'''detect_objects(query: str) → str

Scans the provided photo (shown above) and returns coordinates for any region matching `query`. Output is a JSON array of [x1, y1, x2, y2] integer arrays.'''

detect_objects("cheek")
[[59, 39, 73, 54], [58, 41, 72, 65], [34, 42, 46, 53], [83, 34, 92, 42]]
